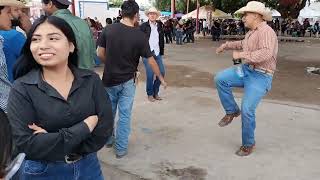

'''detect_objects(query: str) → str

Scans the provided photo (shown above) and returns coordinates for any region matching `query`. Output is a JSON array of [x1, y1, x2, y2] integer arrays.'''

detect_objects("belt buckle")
[[64, 154, 81, 164]]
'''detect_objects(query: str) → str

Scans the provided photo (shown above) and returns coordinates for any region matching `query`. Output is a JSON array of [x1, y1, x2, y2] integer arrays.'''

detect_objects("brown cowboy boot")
[[235, 145, 255, 156], [218, 111, 241, 127]]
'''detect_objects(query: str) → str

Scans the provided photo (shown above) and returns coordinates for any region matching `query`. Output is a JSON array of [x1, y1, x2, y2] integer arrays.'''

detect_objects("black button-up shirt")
[[7, 67, 113, 161]]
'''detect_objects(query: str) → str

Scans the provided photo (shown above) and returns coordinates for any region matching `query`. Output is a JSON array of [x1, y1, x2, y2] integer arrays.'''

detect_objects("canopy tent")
[[160, 11, 171, 16], [271, 9, 281, 17], [160, 11, 185, 18], [298, 2, 320, 24], [182, 5, 231, 19]]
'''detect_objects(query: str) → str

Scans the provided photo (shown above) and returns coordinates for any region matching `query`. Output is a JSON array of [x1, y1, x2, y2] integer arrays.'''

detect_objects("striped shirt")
[[225, 21, 278, 71], [0, 36, 12, 112]]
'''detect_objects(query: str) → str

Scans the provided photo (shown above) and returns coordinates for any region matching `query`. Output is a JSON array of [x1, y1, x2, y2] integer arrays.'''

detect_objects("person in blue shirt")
[[1, 0, 26, 111], [0, 3, 27, 82], [0, 30, 25, 82]]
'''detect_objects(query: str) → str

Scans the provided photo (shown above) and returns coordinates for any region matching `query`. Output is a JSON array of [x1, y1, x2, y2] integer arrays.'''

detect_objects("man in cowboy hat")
[[0, 0, 21, 112], [0, 0, 28, 83], [10, 3, 32, 33], [140, 7, 166, 102], [214, 1, 278, 156]]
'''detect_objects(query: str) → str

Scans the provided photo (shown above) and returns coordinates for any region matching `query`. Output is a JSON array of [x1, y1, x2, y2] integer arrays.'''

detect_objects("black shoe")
[[105, 136, 114, 148], [105, 143, 113, 148], [115, 151, 128, 159]]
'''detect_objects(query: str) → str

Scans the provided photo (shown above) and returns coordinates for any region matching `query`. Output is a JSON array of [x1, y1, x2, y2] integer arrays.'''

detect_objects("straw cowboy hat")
[[0, 0, 26, 7], [235, 1, 272, 21], [145, 7, 160, 17]]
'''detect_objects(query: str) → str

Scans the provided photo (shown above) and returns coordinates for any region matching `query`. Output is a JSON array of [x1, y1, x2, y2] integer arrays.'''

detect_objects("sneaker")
[[115, 150, 128, 159]]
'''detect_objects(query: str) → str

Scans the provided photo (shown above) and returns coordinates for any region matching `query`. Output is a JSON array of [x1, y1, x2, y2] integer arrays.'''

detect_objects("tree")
[[266, 0, 308, 19], [212, 0, 318, 19], [109, 0, 123, 7], [156, 0, 318, 18], [211, 0, 246, 13], [155, 0, 211, 13]]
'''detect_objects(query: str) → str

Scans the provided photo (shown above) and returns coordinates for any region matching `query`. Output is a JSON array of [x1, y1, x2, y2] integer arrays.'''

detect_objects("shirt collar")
[[255, 21, 267, 30], [20, 65, 93, 101], [20, 65, 92, 86], [149, 20, 157, 26], [53, 9, 72, 16]]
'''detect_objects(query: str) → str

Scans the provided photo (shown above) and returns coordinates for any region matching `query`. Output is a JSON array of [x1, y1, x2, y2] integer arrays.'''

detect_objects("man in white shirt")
[[202, 19, 208, 36], [140, 7, 166, 102]]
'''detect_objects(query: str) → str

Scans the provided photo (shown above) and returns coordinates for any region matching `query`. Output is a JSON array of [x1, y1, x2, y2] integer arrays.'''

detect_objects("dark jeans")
[[176, 31, 183, 45], [165, 32, 172, 43], [212, 30, 220, 41], [183, 31, 194, 43], [20, 153, 103, 180]]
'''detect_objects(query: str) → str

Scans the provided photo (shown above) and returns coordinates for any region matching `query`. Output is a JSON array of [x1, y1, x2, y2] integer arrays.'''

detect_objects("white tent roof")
[[299, 2, 320, 18], [298, 2, 320, 25], [271, 9, 281, 17]]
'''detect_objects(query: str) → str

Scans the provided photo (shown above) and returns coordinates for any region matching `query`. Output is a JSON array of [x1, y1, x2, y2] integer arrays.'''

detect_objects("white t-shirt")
[[203, 21, 207, 28], [149, 21, 160, 56]]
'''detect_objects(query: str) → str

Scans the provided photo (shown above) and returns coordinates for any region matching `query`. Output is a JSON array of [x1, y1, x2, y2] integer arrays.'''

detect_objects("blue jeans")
[[20, 153, 103, 180], [105, 79, 136, 154], [214, 64, 272, 146], [143, 55, 165, 96], [176, 31, 183, 45], [94, 55, 101, 66]]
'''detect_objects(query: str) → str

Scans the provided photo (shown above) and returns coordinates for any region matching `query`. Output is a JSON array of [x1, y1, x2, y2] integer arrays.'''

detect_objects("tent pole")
[[171, 0, 175, 18], [71, 0, 75, 15], [196, 0, 200, 34], [187, 0, 189, 13]]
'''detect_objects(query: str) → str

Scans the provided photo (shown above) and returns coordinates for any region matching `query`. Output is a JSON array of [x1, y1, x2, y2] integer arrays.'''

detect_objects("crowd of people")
[[1, 0, 281, 179]]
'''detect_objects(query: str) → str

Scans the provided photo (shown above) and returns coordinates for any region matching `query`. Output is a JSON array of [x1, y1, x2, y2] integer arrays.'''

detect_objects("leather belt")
[[64, 154, 82, 164], [248, 65, 274, 76]]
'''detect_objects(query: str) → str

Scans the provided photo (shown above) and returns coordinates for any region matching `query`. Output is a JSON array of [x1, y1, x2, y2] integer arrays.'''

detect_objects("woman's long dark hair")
[[0, 109, 12, 178], [13, 15, 78, 80]]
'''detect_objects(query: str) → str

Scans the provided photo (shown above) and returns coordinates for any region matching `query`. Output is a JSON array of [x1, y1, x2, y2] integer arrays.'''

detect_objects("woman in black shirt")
[[7, 16, 113, 180], [0, 109, 12, 179]]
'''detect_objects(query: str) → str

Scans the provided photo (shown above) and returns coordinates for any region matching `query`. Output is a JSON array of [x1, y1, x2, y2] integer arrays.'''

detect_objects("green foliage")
[[176, 0, 186, 13], [155, 0, 171, 11], [109, 0, 123, 8], [155, 0, 212, 13], [155, 0, 319, 18]]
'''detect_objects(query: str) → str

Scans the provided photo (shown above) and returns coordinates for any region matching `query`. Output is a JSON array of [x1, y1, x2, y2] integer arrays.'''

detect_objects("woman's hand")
[[84, 115, 98, 132], [28, 123, 48, 134]]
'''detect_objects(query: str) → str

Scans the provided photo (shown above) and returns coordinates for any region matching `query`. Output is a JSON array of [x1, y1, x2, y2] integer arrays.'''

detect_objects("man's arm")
[[18, 12, 32, 33], [216, 40, 243, 54], [147, 56, 167, 88], [96, 28, 107, 64], [96, 46, 106, 64]]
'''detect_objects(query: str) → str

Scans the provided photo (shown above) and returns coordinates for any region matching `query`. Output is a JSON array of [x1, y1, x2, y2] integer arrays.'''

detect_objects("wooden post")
[[196, 0, 200, 33], [71, 0, 75, 15], [187, 0, 189, 13], [171, 0, 175, 18]]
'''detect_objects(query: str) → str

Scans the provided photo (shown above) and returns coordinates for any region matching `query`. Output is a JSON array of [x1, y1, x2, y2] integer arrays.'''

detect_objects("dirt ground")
[[136, 39, 320, 105], [97, 38, 320, 180]]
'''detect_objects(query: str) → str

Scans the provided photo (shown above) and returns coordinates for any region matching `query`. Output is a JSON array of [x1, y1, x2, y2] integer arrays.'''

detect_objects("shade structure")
[[298, 1, 320, 25], [271, 9, 281, 17], [182, 5, 231, 19]]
